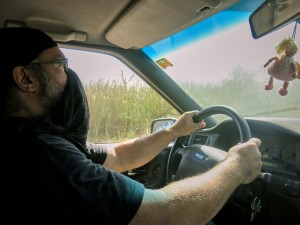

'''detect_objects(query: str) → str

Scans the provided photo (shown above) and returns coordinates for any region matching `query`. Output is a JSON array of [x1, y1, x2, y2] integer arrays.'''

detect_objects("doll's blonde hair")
[[276, 37, 298, 55]]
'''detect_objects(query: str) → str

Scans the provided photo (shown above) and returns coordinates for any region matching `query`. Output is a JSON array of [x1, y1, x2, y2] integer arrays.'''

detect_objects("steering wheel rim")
[[166, 105, 251, 184], [192, 105, 251, 142]]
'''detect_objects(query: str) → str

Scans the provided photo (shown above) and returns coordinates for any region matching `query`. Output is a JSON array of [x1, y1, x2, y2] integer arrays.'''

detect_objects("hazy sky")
[[62, 22, 299, 85], [161, 22, 300, 84]]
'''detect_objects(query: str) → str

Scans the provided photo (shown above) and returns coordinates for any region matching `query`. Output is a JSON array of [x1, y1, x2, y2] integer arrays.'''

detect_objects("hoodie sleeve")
[[85, 142, 108, 165]]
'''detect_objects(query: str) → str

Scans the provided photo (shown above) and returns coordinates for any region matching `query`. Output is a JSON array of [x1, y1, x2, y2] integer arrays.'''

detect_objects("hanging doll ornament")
[[264, 23, 300, 96]]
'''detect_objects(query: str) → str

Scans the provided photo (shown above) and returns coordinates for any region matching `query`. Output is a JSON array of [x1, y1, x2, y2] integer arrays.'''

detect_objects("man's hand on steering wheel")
[[166, 111, 206, 138], [226, 138, 262, 184]]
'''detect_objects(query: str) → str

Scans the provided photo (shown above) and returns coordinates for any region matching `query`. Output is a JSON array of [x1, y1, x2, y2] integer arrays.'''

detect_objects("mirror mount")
[[249, 0, 300, 39]]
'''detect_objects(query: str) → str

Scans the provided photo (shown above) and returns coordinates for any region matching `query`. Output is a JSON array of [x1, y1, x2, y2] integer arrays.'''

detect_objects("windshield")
[[142, 1, 300, 119]]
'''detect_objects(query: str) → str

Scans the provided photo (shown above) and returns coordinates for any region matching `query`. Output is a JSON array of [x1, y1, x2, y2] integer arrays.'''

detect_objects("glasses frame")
[[30, 58, 69, 72]]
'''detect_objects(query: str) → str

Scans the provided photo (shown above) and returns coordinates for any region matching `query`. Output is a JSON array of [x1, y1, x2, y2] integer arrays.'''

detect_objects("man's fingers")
[[236, 137, 261, 148], [249, 137, 261, 147], [199, 121, 206, 129]]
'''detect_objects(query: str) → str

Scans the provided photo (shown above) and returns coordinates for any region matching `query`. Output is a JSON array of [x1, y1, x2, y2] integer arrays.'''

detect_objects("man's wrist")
[[165, 127, 179, 140], [219, 157, 244, 185]]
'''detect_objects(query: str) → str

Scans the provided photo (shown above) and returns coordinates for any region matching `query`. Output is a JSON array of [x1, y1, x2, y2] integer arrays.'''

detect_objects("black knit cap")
[[0, 27, 57, 115], [0, 27, 57, 75]]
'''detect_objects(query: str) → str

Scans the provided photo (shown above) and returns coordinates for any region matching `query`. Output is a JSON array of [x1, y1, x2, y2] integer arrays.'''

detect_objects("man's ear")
[[11, 66, 37, 92]]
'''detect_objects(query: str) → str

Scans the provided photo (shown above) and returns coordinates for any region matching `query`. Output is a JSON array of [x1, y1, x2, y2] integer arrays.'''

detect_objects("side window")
[[62, 48, 179, 143]]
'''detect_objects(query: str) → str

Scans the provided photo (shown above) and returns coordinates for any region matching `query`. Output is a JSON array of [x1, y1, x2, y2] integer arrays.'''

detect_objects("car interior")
[[1, 0, 299, 224]]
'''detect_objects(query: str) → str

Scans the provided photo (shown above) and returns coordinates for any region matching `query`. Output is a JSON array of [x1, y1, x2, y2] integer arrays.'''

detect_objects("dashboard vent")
[[192, 135, 208, 145]]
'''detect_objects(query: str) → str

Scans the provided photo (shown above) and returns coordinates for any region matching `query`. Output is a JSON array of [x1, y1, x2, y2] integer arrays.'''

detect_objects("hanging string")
[[292, 22, 297, 40]]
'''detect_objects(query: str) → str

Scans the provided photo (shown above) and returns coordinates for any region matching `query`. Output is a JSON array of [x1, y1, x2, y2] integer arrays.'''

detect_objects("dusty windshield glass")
[[142, 7, 300, 119]]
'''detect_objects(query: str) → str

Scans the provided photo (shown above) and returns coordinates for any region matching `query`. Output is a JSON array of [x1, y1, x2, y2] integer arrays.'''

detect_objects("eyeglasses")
[[31, 58, 69, 72]]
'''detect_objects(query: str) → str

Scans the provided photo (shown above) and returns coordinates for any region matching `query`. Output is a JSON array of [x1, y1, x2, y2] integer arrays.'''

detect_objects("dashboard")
[[126, 117, 300, 225]]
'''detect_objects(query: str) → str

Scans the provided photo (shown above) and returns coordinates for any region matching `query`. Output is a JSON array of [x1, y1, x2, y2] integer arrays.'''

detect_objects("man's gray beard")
[[38, 69, 65, 114]]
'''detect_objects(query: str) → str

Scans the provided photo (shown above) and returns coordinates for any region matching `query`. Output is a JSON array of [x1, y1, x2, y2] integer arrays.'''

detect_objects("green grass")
[[84, 79, 179, 143]]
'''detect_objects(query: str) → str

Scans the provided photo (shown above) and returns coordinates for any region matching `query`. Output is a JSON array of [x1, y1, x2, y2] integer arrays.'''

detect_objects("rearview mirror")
[[249, 0, 300, 39]]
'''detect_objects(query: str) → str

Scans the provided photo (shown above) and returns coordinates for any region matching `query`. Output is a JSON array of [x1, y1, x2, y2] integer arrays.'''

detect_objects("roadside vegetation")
[[84, 67, 300, 143]]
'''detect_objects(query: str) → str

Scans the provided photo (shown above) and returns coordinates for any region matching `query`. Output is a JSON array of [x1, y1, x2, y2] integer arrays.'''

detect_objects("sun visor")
[[105, 0, 239, 49]]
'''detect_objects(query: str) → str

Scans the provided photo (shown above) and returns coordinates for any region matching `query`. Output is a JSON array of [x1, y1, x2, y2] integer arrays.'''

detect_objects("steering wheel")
[[166, 105, 251, 184]]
